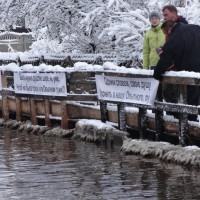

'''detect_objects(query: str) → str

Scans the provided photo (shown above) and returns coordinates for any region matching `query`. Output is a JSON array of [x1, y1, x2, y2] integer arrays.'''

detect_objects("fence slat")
[[100, 101, 108, 123], [2, 73, 9, 122], [30, 98, 38, 125], [155, 84, 164, 141], [16, 97, 21, 121], [2, 95, 9, 122], [179, 85, 189, 146], [44, 98, 51, 127], [138, 108, 147, 139], [117, 103, 126, 131], [61, 100, 68, 129]]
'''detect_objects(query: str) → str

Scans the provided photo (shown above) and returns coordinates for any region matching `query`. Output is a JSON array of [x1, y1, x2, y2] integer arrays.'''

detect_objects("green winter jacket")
[[143, 24, 165, 69]]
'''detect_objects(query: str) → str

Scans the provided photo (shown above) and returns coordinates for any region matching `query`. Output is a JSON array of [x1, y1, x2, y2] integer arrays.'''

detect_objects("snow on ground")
[[73, 119, 128, 142], [122, 138, 200, 167]]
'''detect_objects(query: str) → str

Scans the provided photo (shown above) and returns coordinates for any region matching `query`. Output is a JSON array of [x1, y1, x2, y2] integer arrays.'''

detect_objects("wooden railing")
[[0, 53, 133, 67], [1, 69, 200, 146], [98, 71, 200, 146]]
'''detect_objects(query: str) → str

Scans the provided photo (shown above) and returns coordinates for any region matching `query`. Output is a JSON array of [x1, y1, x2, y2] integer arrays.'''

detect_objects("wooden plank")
[[67, 104, 101, 119], [178, 85, 189, 146], [30, 98, 37, 125], [155, 84, 164, 141], [44, 98, 51, 127], [155, 102, 199, 115], [138, 108, 147, 139], [117, 103, 126, 131], [126, 112, 138, 127], [2, 95, 9, 122], [16, 97, 21, 121], [14, 94, 97, 101], [21, 98, 31, 114], [66, 94, 98, 101], [100, 101, 108, 123], [2, 73, 9, 122], [35, 99, 45, 115], [162, 76, 200, 85], [2, 73, 7, 88], [61, 100, 68, 129]]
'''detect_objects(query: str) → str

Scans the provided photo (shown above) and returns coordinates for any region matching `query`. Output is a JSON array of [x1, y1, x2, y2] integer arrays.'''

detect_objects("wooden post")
[[155, 83, 164, 141], [138, 108, 147, 139], [179, 85, 189, 146], [61, 100, 68, 129], [100, 101, 108, 123], [16, 96, 21, 121], [2, 73, 9, 122], [44, 98, 51, 127], [117, 103, 126, 131], [30, 98, 38, 125]]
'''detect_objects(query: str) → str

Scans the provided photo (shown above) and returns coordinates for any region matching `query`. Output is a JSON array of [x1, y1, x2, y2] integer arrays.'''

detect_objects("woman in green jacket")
[[143, 11, 165, 69]]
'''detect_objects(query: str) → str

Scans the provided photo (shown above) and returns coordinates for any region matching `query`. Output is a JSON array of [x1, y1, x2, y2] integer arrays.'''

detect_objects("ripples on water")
[[0, 128, 200, 200]]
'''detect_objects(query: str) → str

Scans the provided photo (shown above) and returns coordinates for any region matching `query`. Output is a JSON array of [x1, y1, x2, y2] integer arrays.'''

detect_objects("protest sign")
[[95, 75, 159, 105], [14, 72, 67, 96]]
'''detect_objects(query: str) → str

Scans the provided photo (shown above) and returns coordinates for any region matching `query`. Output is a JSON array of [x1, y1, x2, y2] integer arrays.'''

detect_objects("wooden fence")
[[0, 53, 133, 67], [1, 69, 200, 147]]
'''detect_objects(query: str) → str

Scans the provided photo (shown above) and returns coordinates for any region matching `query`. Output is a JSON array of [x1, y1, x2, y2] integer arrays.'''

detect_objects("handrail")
[[0, 53, 133, 67]]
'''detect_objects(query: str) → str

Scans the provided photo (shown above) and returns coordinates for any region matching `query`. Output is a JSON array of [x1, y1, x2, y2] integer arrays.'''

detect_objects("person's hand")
[[153, 71, 163, 81], [154, 75, 163, 81]]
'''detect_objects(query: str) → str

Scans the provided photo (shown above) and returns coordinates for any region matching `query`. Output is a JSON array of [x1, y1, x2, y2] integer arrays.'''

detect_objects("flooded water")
[[0, 128, 200, 200]]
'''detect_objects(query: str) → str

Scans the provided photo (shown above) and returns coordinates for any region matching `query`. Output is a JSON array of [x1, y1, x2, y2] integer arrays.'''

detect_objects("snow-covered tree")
[[0, 0, 200, 67]]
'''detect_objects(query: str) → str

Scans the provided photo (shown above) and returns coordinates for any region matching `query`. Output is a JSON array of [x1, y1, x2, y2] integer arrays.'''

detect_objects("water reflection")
[[0, 127, 200, 199]]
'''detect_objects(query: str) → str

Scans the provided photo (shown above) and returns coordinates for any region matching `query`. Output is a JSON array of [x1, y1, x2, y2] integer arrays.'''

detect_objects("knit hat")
[[149, 11, 161, 20]]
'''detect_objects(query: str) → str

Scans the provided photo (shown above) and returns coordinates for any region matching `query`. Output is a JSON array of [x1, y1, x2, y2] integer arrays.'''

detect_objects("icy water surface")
[[0, 128, 200, 200]]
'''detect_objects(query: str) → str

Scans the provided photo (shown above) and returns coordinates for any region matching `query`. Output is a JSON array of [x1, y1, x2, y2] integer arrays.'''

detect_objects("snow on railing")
[[0, 52, 133, 67], [0, 31, 32, 36]]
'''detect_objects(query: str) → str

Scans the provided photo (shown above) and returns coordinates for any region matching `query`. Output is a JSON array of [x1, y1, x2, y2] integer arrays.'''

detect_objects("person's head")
[[161, 20, 176, 36], [149, 11, 161, 26], [162, 5, 178, 21]]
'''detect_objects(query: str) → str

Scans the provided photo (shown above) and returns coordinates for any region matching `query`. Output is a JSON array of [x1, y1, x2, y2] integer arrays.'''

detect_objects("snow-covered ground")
[[75, 119, 200, 168]]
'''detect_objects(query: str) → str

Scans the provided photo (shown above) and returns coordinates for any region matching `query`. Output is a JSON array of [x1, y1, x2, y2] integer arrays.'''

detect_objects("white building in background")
[[0, 27, 33, 52]]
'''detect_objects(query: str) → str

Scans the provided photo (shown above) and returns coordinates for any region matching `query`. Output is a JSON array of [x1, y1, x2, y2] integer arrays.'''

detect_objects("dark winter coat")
[[153, 23, 200, 80]]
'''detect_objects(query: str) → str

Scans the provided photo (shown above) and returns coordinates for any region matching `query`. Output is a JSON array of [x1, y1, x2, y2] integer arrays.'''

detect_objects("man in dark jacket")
[[154, 21, 200, 121], [161, 5, 188, 118], [162, 5, 188, 24]]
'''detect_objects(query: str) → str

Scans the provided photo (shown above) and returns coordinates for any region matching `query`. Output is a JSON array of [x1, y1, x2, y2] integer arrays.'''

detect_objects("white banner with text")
[[14, 72, 67, 96], [95, 75, 159, 105]]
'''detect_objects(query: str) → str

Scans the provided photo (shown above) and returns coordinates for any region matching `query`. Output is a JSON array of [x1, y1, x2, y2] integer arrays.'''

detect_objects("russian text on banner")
[[95, 75, 159, 106], [14, 72, 67, 96]]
